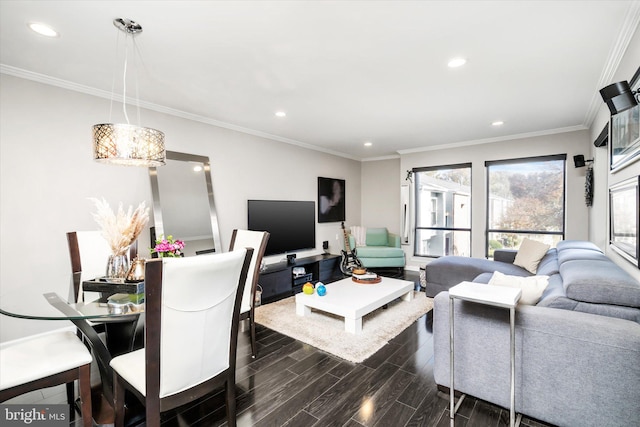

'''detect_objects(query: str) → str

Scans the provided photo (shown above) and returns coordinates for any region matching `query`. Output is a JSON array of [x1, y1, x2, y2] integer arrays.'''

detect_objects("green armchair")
[[348, 227, 405, 269]]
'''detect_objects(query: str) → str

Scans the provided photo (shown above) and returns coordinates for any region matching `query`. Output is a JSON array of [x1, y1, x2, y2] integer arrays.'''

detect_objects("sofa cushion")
[[425, 256, 530, 292], [539, 295, 640, 322], [488, 271, 549, 305], [556, 240, 602, 252], [557, 248, 607, 264], [365, 228, 389, 246], [514, 238, 550, 274], [560, 259, 640, 308], [355, 246, 404, 258], [535, 249, 559, 276]]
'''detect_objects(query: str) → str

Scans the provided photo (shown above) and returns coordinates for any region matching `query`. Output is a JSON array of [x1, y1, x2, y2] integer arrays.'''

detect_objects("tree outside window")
[[486, 155, 566, 257]]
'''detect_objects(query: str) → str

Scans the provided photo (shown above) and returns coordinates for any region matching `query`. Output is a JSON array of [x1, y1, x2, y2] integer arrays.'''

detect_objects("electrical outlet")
[[336, 233, 339, 240]]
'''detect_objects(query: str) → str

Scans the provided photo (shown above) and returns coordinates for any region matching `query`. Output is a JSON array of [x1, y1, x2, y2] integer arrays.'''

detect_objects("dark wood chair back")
[[112, 248, 253, 427], [228, 229, 270, 358]]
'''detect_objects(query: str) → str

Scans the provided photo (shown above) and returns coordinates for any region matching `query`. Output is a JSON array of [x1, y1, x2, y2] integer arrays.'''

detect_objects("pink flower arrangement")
[[151, 235, 185, 258]]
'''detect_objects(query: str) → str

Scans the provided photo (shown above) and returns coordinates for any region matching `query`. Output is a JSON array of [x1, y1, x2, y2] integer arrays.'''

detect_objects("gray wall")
[[0, 74, 361, 341], [360, 158, 401, 232]]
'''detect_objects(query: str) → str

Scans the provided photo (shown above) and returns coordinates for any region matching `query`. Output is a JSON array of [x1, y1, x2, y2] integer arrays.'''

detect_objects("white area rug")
[[255, 291, 433, 363]]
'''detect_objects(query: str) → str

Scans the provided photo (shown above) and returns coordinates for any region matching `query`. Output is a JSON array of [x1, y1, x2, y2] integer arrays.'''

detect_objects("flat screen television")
[[247, 200, 316, 256]]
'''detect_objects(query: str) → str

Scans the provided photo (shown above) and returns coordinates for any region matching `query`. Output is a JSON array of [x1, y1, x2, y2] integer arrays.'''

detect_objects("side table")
[[448, 281, 522, 427]]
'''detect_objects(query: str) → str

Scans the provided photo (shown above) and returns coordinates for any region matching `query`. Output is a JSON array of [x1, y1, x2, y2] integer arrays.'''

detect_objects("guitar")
[[340, 222, 363, 275]]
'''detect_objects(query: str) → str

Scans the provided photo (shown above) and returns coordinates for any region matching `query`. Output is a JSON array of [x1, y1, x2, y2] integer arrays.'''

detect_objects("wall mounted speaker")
[[594, 123, 608, 148], [573, 155, 586, 168], [599, 81, 638, 115]]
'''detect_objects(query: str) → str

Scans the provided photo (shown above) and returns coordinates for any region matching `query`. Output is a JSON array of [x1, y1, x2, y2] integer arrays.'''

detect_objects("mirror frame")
[[149, 151, 222, 253]]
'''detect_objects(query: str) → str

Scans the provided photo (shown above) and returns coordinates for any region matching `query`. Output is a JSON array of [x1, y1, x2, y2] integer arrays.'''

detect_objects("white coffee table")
[[295, 276, 414, 334]]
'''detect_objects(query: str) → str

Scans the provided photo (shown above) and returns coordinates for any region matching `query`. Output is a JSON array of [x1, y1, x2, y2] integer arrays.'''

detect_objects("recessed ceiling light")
[[492, 121, 504, 126], [447, 57, 466, 68], [28, 22, 59, 38], [275, 111, 286, 118], [364, 141, 373, 147], [193, 165, 203, 172]]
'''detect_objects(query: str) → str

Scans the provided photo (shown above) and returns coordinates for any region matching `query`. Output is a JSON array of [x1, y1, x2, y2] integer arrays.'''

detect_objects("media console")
[[259, 254, 343, 303]]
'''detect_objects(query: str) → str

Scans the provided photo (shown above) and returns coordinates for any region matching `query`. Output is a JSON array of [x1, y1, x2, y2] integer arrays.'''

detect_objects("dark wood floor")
[[19, 271, 555, 427], [151, 271, 554, 427]]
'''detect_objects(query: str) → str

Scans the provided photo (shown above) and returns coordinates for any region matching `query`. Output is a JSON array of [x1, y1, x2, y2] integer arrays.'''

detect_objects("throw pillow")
[[350, 226, 367, 247], [513, 238, 550, 274], [488, 271, 549, 305]]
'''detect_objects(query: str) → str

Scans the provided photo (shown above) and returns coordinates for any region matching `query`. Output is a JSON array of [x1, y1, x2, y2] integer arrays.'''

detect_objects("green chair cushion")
[[366, 228, 389, 246], [356, 246, 404, 258], [361, 257, 405, 268]]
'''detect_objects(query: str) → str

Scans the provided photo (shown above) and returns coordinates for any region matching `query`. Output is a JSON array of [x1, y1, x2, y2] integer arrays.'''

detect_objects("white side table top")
[[449, 281, 521, 309]]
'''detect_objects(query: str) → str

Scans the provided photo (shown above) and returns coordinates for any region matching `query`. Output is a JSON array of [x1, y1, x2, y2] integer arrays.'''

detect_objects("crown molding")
[[361, 154, 401, 162], [0, 64, 360, 162], [396, 125, 587, 155], [583, 0, 640, 128]]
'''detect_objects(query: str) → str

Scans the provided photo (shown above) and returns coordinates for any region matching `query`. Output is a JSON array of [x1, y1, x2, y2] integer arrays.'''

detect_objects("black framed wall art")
[[609, 175, 639, 268], [318, 177, 345, 223]]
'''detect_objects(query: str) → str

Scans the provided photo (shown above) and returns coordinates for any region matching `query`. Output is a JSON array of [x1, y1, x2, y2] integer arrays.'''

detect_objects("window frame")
[[484, 154, 567, 258], [413, 162, 472, 258]]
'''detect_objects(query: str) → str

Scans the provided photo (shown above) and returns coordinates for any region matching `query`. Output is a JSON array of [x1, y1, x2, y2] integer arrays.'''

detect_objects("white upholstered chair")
[[67, 231, 138, 303], [110, 248, 253, 427], [0, 330, 93, 427], [228, 229, 270, 358]]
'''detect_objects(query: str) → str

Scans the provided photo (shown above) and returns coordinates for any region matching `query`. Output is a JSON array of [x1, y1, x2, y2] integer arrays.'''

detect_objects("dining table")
[[0, 283, 145, 424]]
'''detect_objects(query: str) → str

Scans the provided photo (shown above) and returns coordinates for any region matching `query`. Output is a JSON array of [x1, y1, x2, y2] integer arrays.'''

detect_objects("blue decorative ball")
[[316, 283, 327, 296]]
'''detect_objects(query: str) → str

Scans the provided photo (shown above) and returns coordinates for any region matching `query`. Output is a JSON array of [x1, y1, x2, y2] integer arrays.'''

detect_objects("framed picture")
[[609, 176, 639, 268], [610, 66, 640, 171], [318, 177, 345, 223]]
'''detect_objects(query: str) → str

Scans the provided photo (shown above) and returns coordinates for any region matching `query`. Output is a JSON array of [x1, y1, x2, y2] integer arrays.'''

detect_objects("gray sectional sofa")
[[426, 240, 640, 427]]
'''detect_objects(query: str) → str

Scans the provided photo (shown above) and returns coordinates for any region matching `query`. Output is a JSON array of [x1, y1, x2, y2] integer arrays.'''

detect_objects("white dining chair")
[[110, 248, 252, 427], [228, 229, 270, 358], [67, 231, 138, 303], [0, 330, 93, 427]]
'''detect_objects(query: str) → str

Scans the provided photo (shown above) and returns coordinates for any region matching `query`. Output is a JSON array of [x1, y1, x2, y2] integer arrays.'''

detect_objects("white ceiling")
[[1, 1, 639, 160]]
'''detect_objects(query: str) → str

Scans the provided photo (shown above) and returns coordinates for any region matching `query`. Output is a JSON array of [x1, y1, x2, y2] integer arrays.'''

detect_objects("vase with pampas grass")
[[90, 198, 149, 280]]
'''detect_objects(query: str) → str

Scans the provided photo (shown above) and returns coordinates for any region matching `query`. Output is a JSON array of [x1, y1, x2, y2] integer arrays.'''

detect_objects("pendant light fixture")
[[93, 18, 165, 167]]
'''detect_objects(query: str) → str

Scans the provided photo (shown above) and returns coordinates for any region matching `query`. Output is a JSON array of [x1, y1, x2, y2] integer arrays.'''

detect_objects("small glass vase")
[[106, 254, 129, 281]]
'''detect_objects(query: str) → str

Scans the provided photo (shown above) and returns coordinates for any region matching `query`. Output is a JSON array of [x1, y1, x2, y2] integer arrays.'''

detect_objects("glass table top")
[[0, 291, 143, 321]]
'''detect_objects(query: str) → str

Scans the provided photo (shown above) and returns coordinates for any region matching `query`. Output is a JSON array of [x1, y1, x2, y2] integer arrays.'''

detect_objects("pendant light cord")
[[105, 19, 146, 128], [107, 30, 120, 123], [133, 37, 142, 126], [122, 33, 130, 125]]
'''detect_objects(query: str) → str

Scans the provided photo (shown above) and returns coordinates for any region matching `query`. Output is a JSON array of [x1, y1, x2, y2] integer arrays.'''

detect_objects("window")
[[486, 154, 566, 257], [414, 163, 471, 257], [609, 176, 639, 268]]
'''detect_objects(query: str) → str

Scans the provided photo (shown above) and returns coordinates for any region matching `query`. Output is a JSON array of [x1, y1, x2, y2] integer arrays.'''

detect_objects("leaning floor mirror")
[[149, 151, 222, 256]]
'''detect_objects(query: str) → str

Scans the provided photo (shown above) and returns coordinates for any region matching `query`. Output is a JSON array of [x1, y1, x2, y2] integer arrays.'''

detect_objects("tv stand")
[[259, 254, 342, 304]]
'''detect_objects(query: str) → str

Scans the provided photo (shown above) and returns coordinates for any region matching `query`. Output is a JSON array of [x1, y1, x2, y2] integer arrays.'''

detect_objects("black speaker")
[[573, 155, 586, 168], [323, 241, 329, 250], [600, 81, 638, 115], [286, 254, 296, 265], [594, 123, 608, 148]]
